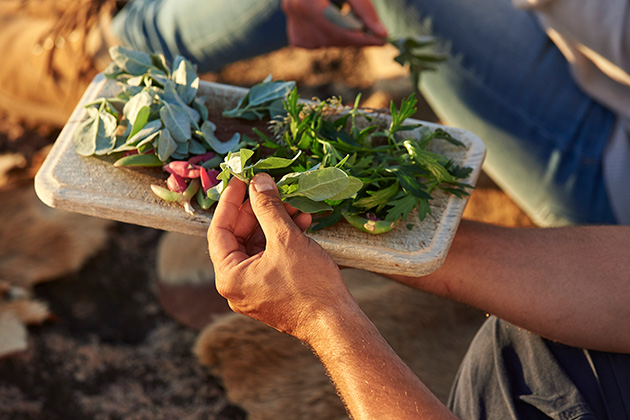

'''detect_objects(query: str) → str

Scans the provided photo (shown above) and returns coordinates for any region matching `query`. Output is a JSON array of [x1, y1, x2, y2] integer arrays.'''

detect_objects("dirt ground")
[[0, 46, 533, 419]]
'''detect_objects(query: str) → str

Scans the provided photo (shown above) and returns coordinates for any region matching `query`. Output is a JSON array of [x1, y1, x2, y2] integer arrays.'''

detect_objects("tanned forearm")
[[302, 305, 457, 420], [388, 221, 630, 353]]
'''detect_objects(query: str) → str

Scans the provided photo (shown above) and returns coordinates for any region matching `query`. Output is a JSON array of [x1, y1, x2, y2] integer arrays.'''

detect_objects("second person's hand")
[[281, 0, 388, 48]]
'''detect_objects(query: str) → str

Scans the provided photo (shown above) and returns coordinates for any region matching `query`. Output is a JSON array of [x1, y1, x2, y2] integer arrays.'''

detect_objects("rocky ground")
[[0, 45, 533, 420]]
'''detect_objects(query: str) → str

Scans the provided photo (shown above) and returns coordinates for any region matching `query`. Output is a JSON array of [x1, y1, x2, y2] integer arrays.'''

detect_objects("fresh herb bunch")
[[225, 88, 473, 233], [73, 45, 244, 162]]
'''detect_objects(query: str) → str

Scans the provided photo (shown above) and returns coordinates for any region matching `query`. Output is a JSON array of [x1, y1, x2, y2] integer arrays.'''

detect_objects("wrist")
[[296, 302, 375, 350]]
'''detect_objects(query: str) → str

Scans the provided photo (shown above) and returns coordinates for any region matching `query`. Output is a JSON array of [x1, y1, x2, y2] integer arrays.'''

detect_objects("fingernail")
[[253, 174, 275, 192]]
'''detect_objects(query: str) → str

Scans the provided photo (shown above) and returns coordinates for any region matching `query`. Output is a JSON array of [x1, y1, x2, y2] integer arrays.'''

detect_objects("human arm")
[[281, 0, 388, 48], [207, 173, 457, 420], [388, 220, 630, 353]]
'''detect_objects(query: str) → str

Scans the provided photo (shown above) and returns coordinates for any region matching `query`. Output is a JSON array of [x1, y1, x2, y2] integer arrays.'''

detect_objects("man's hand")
[[208, 173, 359, 341], [281, 0, 388, 48]]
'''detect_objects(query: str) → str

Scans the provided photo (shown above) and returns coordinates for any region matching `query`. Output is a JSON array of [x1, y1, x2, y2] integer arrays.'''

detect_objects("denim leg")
[[111, 0, 288, 72], [371, 0, 618, 226], [448, 316, 630, 420]]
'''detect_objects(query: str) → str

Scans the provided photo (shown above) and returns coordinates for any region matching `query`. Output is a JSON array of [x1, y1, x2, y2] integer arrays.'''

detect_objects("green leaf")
[[127, 106, 151, 140], [73, 107, 117, 156], [326, 176, 363, 201], [247, 79, 295, 107], [109, 45, 154, 76], [171, 55, 199, 104], [295, 167, 351, 202], [125, 119, 162, 146], [284, 196, 332, 214], [160, 102, 191, 143], [199, 120, 241, 155], [157, 129, 177, 161], [163, 80, 200, 124], [123, 90, 155, 127], [352, 183, 400, 211], [385, 194, 420, 222], [250, 152, 300, 170]]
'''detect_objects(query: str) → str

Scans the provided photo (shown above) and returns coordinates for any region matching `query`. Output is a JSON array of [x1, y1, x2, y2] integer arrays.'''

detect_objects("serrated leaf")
[[385, 194, 420, 222]]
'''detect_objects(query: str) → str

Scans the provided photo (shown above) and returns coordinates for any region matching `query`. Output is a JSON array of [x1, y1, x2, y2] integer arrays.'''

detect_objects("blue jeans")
[[449, 316, 630, 420], [112, 0, 618, 226]]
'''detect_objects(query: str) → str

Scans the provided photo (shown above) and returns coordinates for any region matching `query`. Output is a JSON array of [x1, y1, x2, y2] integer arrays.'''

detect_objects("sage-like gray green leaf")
[[109, 45, 154, 76], [247, 80, 295, 107], [296, 167, 352, 202], [157, 129, 177, 161], [284, 196, 332, 214], [73, 107, 117, 156], [171, 55, 199, 104], [188, 138, 206, 155], [126, 119, 162, 146], [160, 102, 191, 143], [163, 80, 200, 124], [200, 120, 240, 154], [193, 97, 209, 122], [123, 90, 155, 126], [175, 139, 189, 156]]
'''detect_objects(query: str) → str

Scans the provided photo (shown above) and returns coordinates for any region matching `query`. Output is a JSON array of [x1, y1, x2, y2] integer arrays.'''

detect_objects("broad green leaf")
[[284, 196, 332, 214], [247, 80, 295, 107], [109, 45, 153, 76], [171, 55, 199, 104], [127, 106, 151, 140], [157, 129, 177, 161], [123, 90, 155, 126], [200, 120, 240, 154], [326, 176, 363, 201], [160, 102, 191, 143], [296, 167, 350, 202], [163, 80, 200, 124], [175, 139, 189, 156], [189, 138, 206, 155], [126, 119, 162, 146], [73, 107, 117, 156]]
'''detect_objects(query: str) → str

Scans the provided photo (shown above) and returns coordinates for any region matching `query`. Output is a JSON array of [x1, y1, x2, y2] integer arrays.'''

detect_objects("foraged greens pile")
[[73, 46, 472, 234]]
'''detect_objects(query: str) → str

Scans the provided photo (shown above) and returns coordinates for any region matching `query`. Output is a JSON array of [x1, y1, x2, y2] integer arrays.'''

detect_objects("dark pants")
[[449, 316, 630, 420]]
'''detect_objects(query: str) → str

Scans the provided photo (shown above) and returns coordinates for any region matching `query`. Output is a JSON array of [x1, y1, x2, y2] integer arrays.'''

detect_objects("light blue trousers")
[[113, 0, 618, 226]]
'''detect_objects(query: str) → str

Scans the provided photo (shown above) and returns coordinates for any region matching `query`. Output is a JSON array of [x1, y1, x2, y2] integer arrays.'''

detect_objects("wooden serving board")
[[35, 74, 486, 276]]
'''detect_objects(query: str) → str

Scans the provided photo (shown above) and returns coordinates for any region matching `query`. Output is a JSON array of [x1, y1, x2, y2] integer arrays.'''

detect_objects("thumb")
[[249, 173, 301, 242]]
